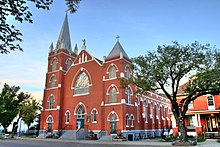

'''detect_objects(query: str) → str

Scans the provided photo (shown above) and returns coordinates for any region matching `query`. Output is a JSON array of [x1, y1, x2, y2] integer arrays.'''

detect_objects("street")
[[0, 139, 160, 147]]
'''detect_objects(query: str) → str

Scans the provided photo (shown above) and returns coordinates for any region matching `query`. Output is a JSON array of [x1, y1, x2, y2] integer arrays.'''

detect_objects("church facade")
[[39, 14, 171, 140]]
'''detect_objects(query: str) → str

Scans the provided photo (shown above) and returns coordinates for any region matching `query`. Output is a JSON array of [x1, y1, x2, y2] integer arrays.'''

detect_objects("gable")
[[73, 50, 93, 65]]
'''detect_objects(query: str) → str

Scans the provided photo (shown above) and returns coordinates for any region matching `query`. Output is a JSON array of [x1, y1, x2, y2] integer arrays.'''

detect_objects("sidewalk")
[[20, 137, 219, 147]]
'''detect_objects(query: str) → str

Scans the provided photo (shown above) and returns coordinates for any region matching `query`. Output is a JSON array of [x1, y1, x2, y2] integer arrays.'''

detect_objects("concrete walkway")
[[19, 138, 219, 147]]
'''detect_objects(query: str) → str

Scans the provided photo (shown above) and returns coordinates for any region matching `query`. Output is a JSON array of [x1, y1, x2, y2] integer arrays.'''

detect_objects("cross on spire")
[[116, 35, 120, 42]]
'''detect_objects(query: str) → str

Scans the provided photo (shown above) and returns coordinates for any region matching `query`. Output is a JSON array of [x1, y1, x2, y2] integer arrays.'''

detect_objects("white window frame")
[[65, 110, 70, 124], [91, 108, 98, 123], [207, 95, 215, 110], [126, 114, 130, 127], [130, 114, 134, 127]]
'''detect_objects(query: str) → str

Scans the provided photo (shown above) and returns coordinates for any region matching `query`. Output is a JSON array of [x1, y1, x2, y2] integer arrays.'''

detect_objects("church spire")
[[49, 42, 54, 53], [55, 13, 72, 52], [106, 36, 129, 60]]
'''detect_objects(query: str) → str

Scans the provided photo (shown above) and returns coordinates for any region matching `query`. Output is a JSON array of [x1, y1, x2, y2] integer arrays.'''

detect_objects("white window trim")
[[206, 95, 215, 110]]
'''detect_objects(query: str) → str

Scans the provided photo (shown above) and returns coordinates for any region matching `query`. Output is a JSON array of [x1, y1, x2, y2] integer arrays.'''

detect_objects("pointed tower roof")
[[49, 42, 54, 53], [106, 37, 129, 60], [74, 44, 78, 55], [55, 13, 72, 52]]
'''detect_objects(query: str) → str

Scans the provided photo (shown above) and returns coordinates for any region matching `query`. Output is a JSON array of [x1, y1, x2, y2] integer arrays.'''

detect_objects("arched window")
[[130, 115, 134, 127], [77, 106, 85, 119], [125, 67, 130, 78], [91, 109, 97, 122], [109, 113, 117, 122], [46, 115, 53, 132], [74, 72, 89, 95], [109, 66, 116, 79], [162, 105, 165, 119], [126, 114, 130, 127], [150, 102, 154, 123], [109, 88, 117, 103], [66, 59, 72, 70], [50, 76, 56, 88], [156, 104, 160, 120], [51, 59, 57, 71], [48, 96, 55, 109], [142, 101, 146, 118], [126, 88, 131, 104], [65, 111, 70, 123]]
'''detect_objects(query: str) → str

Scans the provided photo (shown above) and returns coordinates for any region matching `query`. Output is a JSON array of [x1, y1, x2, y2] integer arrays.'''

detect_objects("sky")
[[0, 0, 220, 101]]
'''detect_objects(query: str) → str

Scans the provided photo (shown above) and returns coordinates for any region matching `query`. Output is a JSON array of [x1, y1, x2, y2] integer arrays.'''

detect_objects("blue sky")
[[0, 0, 220, 100]]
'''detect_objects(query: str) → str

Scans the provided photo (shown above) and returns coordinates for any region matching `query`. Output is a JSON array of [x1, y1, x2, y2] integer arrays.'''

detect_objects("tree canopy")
[[0, 0, 81, 54], [21, 99, 41, 132], [121, 41, 220, 141], [0, 83, 29, 132]]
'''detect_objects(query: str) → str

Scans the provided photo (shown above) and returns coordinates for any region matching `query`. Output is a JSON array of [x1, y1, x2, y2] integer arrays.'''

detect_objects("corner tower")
[[40, 14, 77, 136]]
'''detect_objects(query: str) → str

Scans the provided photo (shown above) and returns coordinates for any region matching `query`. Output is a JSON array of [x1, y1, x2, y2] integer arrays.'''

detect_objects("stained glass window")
[[74, 72, 89, 94], [109, 66, 116, 79], [48, 96, 55, 109], [66, 59, 72, 70], [51, 59, 57, 71], [109, 88, 116, 103], [50, 76, 56, 88]]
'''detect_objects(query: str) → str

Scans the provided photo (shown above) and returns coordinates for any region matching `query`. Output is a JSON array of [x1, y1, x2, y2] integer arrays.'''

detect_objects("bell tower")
[[40, 14, 77, 135]]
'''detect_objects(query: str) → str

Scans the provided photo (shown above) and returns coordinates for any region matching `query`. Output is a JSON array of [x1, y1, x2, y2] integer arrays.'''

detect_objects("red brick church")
[[39, 14, 171, 140]]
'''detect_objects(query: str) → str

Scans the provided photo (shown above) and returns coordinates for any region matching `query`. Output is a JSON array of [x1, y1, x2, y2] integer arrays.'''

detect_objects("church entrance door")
[[76, 106, 85, 129]]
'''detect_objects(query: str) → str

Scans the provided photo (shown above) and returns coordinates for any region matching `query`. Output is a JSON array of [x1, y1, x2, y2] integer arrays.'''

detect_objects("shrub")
[[162, 135, 177, 142]]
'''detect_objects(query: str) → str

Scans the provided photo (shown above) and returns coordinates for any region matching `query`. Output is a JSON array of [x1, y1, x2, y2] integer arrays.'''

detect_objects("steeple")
[[74, 44, 78, 55], [106, 36, 129, 60], [49, 42, 54, 53], [55, 13, 72, 52]]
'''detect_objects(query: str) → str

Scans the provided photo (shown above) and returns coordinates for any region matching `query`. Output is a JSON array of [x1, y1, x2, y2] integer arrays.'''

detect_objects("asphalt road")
[[0, 139, 155, 147]]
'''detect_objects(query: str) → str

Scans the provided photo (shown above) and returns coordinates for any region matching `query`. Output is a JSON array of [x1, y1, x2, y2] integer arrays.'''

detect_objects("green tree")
[[0, 0, 81, 54], [121, 41, 220, 141], [21, 99, 41, 132], [0, 83, 29, 133]]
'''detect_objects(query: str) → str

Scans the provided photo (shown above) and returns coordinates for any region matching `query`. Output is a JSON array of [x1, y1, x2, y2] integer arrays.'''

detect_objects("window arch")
[[66, 59, 72, 71], [74, 72, 90, 95], [91, 108, 98, 122], [51, 58, 58, 71], [107, 111, 119, 122], [48, 96, 55, 109], [46, 115, 54, 123], [49, 75, 56, 88], [65, 111, 70, 123]]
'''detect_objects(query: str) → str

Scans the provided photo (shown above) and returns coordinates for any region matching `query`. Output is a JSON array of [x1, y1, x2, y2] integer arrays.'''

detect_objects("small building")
[[39, 14, 171, 140], [172, 81, 220, 138]]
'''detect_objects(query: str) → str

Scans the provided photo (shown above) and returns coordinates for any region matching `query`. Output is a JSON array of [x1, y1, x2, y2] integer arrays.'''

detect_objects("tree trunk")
[[27, 124, 30, 133], [172, 106, 188, 141], [10, 116, 21, 138], [178, 120, 187, 141], [3, 127, 7, 134]]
